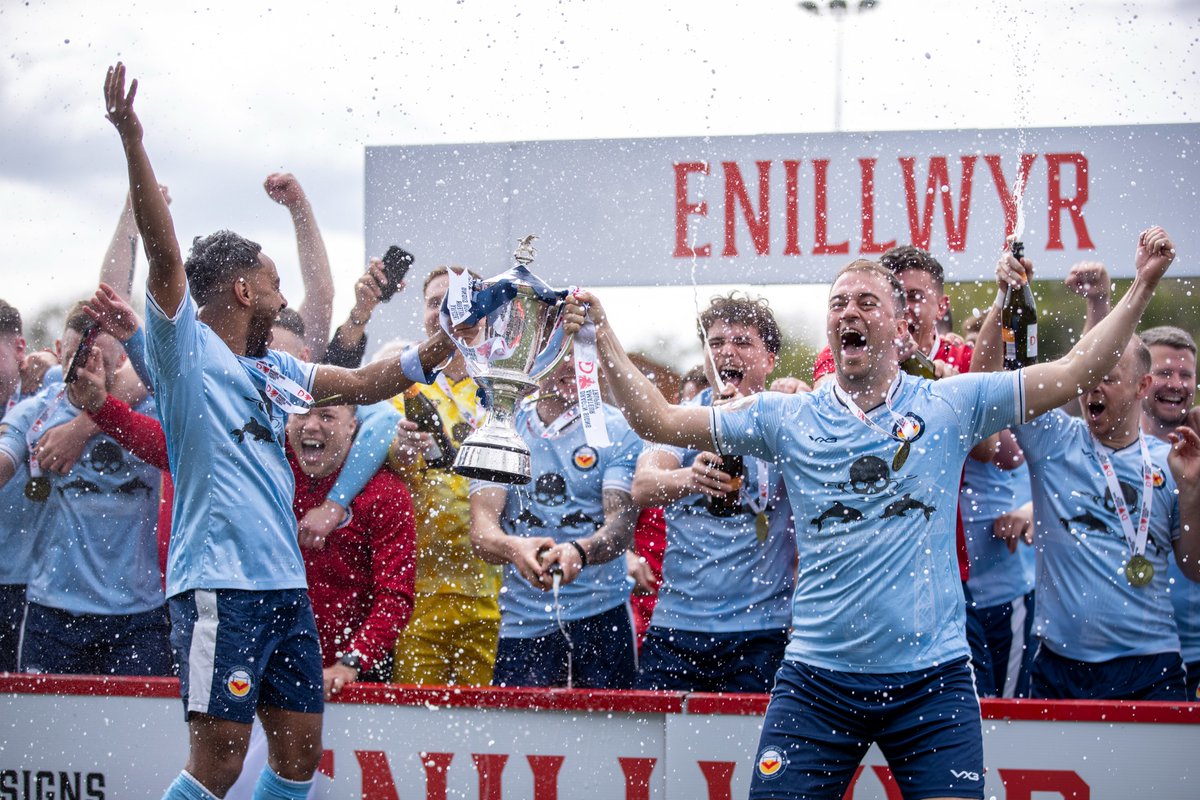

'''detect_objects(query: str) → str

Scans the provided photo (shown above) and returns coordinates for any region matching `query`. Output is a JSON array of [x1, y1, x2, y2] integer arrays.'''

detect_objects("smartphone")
[[379, 245, 415, 302], [63, 321, 101, 384]]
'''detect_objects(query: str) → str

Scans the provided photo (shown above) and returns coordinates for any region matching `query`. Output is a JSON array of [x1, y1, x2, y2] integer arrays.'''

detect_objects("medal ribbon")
[[5, 380, 21, 415], [740, 457, 770, 514], [572, 316, 611, 448], [25, 387, 67, 478], [831, 374, 909, 443], [240, 358, 313, 414], [523, 399, 582, 440], [1089, 433, 1154, 558]]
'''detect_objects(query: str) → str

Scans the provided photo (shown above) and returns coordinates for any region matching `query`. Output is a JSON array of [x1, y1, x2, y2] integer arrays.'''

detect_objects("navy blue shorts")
[[749, 658, 984, 800], [493, 602, 636, 689], [0, 584, 26, 673], [1029, 646, 1186, 701], [1186, 660, 1200, 701], [636, 626, 787, 693], [19, 601, 173, 676], [169, 589, 323, 723], [975, 592, 1035, 698]]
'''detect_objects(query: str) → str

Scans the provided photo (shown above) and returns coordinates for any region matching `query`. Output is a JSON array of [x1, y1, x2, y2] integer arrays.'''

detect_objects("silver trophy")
[[451, 235, 574, 485]]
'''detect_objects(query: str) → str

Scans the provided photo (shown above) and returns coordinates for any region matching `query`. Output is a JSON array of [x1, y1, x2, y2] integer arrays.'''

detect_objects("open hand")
[[1168, 425, 1200, 490], [298, 498, 345, 550], [103, 63, 142, 142], [84, 283, 141, 343]]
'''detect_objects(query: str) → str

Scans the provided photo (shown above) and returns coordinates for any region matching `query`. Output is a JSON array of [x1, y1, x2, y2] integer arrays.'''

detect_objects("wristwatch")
[[338, 652, 363, 674]]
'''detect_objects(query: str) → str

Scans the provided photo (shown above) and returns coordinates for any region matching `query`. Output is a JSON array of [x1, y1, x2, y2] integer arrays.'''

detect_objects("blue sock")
[[162, 771, 218, 800], [252, 765, 313, 800]]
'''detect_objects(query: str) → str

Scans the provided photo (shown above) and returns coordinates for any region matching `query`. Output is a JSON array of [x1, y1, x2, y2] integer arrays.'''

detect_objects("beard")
[[246, 313, 273, 358]]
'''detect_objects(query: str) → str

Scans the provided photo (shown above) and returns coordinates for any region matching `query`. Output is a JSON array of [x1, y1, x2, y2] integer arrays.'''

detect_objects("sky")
[[2, 0, 1197, 366]]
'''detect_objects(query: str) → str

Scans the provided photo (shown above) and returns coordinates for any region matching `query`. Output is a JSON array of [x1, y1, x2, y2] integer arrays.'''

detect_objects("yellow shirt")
[[391, 376, 502, 598]]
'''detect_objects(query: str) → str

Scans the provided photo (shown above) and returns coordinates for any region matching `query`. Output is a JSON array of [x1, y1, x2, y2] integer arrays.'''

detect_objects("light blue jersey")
[[0, 396, 50, 586], [146, 288, 315, 597], [1168, 556, 1200, 663], [962, 458, 1035, 608], [478, 402, 642, 639], [715, 371, 1023, 673], [651, 389, 797, 635], [0, 385, 162, 615], [1015, 410, 1181, 662]]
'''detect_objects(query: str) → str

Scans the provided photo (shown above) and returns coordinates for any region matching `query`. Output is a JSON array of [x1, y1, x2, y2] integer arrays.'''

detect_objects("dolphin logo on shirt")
[[560, 510, 601, 530], [810, 501, 865, 531], [230, 418, 276, 444], [881, 493, 936, 521], [1060, 510, 1108, 533], [58, 476, 102, 495]]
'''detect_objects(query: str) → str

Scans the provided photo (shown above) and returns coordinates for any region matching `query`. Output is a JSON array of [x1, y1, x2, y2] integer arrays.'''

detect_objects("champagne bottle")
[[404, 390, 455, 470], [1002, 240, 1039, 370], [707, 454, 745, 517], [900, 347, 938, 380]]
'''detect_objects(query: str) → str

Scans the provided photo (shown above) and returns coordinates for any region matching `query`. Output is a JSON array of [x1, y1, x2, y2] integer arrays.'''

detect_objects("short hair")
[[63, 301, 94, 336], [0, 299, 21, 336], [834, 258, 906, 312], [881, 245, 945, 291], [698, 292, 782, 355], [423, 265, 483, 294], [1140, 325, 1197, 357], [273, 307, 306, 339], [1129, 335, 1152, 378], [682, 364, 709, 388], [185, 230, 264, 307]]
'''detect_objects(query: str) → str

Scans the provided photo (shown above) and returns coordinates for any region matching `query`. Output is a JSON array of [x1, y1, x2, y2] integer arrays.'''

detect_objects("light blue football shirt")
[[146, 287, 315, 597], [0, 385, 162, 615], [650, 389, 797, 635], [477, 402, 642, 639], [1167, 555, 1200, 665], [0, 395, 50, 586], [1016, 410, 1182, 662], [715, 371, 1023, 673], [961, 458, 1035, 608]]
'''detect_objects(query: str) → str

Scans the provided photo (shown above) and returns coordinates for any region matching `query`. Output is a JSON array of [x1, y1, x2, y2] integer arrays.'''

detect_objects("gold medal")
[[891, 440, 911, 472], [756, 512, 769, 543], [1125, 554, 1154, 588], [24, 476, 50, 502]]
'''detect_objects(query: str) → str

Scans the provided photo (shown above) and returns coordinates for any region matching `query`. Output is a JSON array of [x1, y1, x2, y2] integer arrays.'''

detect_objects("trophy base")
[[453, 441, 532, 485]]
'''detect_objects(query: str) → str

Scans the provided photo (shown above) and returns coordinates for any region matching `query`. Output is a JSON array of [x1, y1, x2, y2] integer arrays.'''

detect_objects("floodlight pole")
[[799, 0, 879, 132]]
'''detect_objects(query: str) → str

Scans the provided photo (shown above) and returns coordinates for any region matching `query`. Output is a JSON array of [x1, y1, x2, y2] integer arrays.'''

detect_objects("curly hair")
[[697, 292, 782, 355], [184, 230, 264, 307]]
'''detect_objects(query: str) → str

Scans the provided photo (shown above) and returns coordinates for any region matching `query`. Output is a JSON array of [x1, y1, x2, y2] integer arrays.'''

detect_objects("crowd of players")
[[0, 62, 1195, 799]]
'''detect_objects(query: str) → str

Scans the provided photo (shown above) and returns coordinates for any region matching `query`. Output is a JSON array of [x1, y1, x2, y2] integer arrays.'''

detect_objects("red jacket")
[[287, 450, 417, 672]]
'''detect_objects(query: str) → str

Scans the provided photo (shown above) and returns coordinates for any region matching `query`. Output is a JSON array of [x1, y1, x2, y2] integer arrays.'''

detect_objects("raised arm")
[[310, 331, 458, 405], [577, 291, 714, 451], [1064, 261, 1113, 334], [99, 186, 170, 299], [1021, 227, 1175, 420], [103, 63, 185, 315], [265, 173, 334, 359]]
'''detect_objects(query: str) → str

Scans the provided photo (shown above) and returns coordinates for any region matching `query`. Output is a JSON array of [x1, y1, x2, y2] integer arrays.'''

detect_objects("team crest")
[[225, 668, 254, 701], [1152, 467, 1166, 488], [891, 412, 925, 444], [756, 746, 788, 780], [573, 446, 598, 470]]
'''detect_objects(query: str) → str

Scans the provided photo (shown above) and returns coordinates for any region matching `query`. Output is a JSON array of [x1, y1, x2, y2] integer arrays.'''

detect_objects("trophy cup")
[[449, 235, 574, 485]]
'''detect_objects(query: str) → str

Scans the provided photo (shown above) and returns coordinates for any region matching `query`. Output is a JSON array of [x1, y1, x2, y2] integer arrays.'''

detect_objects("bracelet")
[[569, 540, 589, 568], [349, 313, 369, 327]]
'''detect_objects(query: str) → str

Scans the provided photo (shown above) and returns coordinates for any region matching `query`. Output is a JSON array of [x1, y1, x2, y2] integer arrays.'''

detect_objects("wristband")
[[569, 540, 589, 568], [993, 288, 1005, 308], [400, 346, 439, 385]]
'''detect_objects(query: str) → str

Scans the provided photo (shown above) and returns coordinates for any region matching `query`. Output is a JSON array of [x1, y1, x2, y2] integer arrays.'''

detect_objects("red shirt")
[[287, 449, 417, 672], [810, 338, 975, 581]]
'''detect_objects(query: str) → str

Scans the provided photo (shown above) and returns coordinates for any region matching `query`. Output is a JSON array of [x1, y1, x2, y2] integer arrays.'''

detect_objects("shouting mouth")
[[840, 329, 868, 359]]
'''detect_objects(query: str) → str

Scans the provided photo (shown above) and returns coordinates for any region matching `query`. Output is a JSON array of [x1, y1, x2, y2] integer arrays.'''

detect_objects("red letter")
[[813, 158, 850, 255], [900, 155, 977, 252], [1044, 153, 1095, 251], [527, 755, 564, 800], [723, 160, 772, 257], [317, 750, 335, 779], [674, 162, 711, 257], [420, 752, 454, 800], [618, 757, 657, 800], [355, 751, 400, 800], [999, 768, 1090, 799], [984, 153, 1037, 242], [697, 760, 736, 800], [473, 754, 508, 800], [859, 158, 896, 254], [784, 159, 803, 255]]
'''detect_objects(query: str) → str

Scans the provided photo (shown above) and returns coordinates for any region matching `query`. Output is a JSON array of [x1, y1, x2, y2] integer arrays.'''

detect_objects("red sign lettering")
[[860, 158, 896, 254], [473, 754, 508, 800], [527, 755, 564, 800], [783, 159, 803, 255], [723, 160, 772, 256], [697, 760, 736, 800], [985, 153, 1038, 242], [356, 751, 400, 800], [999, 768, 1090, 799], [813, 159, 850, 255], [1045, 153, 1095, 251], [674, 162, 711, 257], [618, 757, 657, 800], [900, 155, 977, 252], [421, 752, 454, 800]]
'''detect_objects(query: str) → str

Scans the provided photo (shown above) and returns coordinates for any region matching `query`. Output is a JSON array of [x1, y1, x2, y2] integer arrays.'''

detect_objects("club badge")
[[756, 746, 788, 780], [225, 668, 254, 701], [890, 413, 925, 471], [573, 445, 598, 471]]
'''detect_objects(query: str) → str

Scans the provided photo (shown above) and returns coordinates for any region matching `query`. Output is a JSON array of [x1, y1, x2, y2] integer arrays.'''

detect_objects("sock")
[[162, 771, 219, 800], [251, 764, 313, 800]]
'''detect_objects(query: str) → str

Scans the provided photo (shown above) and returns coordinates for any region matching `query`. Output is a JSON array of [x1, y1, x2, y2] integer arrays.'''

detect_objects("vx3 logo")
[[950, 769, 981, 781], [808, 435, 838, 443]]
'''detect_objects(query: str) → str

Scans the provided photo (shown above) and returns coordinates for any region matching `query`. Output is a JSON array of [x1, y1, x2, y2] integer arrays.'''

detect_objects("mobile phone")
[[379, 245, 415, 302], [63, 321, 101, 384]]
